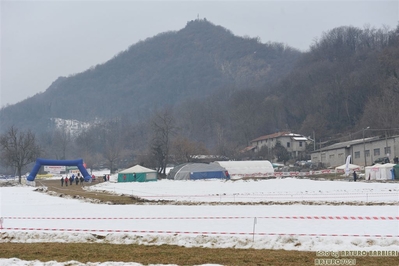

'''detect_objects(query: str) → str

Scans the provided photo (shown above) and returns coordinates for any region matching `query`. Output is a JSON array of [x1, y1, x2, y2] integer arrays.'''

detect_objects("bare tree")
[[101, 120, 126, 174], [104, 134, 124, 174], [172, 136, 209, 163], [74, 128, 101, 171], [361, 80, 399, 135], [52, 127, 71, 160], [272, 141, 290, 163], [0, 126, 41, 183], [150, 108, 177, 176]]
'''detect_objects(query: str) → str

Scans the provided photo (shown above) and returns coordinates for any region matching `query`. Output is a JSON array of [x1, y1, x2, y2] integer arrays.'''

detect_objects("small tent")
[[167, 163, 229, 180], [365, 163, 396, 181], [118, 165, 157, 182], [212, 160, 274, 179]]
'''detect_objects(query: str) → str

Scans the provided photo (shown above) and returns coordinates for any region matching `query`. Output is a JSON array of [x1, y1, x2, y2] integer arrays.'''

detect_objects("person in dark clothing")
[[61, 176, 64, 186], [80, 176, 84, 185], [75, 176, 79, 185], [353, 171, 357, 182], [69, 176, 73, 185], [65, 176, 69, 186]]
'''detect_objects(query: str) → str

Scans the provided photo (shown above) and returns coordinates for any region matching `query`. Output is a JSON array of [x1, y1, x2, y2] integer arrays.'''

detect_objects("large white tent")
[[212, 160, 274, 179], [335, 163, 361, 173], [365, 163, 396, 180]]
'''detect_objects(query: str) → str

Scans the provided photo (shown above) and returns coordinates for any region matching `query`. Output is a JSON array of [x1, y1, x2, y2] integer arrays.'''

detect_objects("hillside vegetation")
[[276, 25, 399, 139]]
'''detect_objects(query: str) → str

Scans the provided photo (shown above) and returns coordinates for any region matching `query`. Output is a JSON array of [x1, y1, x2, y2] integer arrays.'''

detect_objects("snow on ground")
[[85, 177, 399, 203], [0, 176, 398, 265]]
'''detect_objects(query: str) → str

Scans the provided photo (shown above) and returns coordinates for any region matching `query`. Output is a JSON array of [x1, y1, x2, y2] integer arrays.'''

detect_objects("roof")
[[335, 164, 361, 170], [213, 160, 274, 174], [311, 136, 380, 153], [176, 163, 226, 172], [251, 132, 307, 142], [240, 146, 256, 153], [251, 132, 290, 142], [119, 165, 156, 174], [365, 163, 396, 169], [292, 137, 308, 141], [167, 163, 228, 180]]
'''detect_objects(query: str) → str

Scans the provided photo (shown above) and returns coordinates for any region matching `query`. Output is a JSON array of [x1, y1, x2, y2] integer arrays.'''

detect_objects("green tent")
[[118, 165, 157, 182], [393, 164, 399, 180]]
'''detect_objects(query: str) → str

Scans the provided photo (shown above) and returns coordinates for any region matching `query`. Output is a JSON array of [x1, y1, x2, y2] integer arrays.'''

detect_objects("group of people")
[[60, 173, 84, 186]]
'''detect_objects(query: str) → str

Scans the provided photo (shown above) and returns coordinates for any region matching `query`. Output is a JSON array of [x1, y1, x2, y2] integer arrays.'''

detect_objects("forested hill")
[[173, 24, 399, 149], [271, 25, 399, 140], [1, 20, 398, 154], [0, 19, 300, 133]]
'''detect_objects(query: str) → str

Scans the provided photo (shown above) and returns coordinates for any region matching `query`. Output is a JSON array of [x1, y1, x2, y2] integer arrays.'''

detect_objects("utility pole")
[[313, 130, 316, 151], [363, 126, 370, 166]]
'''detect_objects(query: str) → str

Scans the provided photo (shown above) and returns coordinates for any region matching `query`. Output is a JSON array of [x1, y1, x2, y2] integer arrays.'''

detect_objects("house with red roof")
[[249, 131, 309, 159]]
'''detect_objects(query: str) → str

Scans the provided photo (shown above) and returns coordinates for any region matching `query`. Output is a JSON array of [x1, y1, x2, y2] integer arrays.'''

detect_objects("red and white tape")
[[3, 216, 399, 220], [1, 227, 397, 238]]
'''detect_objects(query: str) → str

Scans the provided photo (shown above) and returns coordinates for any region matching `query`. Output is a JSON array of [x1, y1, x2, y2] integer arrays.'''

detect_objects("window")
[[384, 147, 391, 155], [338, 153, 344, 159], [374, 148, 380, 156], [321, 153, 326, 161], [287, 142, 290, 148], [365, 150, 370, 157], [354, 151, 360, 158], [329, 154, 335, 159], [299, 141, 303, 147]]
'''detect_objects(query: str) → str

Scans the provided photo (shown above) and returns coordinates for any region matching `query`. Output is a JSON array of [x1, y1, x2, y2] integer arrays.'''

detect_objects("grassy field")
[[0, 179, 397, 265], [1, 243, 398, 266]]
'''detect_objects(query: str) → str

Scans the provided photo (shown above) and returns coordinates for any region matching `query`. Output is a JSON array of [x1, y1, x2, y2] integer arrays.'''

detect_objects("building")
[[310, 135, 399, 167], [249, 131, 308, 159]]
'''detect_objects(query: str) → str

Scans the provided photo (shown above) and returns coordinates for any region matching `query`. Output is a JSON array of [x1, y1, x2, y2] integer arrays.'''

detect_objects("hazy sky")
[[1, 1, 398, 107]]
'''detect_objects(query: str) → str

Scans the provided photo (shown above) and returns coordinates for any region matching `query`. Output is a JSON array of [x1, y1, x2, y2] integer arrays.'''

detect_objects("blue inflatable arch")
[[27, 158, 91, 182]]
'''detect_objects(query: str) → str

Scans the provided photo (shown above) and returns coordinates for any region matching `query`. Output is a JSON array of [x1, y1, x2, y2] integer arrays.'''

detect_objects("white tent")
[[118, 165, 157, 182], [212, 160, 274, 179], [365, 163, 396, 180], [335, 163, 361, 173]]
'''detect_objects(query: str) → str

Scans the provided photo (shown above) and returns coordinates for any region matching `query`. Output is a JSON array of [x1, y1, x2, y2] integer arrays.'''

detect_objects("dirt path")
[[35, 179, 146, 204]]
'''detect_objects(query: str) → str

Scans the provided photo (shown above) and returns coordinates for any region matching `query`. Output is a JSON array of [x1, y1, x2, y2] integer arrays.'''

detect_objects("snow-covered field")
[[1, 175, 398, 266], [86, 177, 399, 203]]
